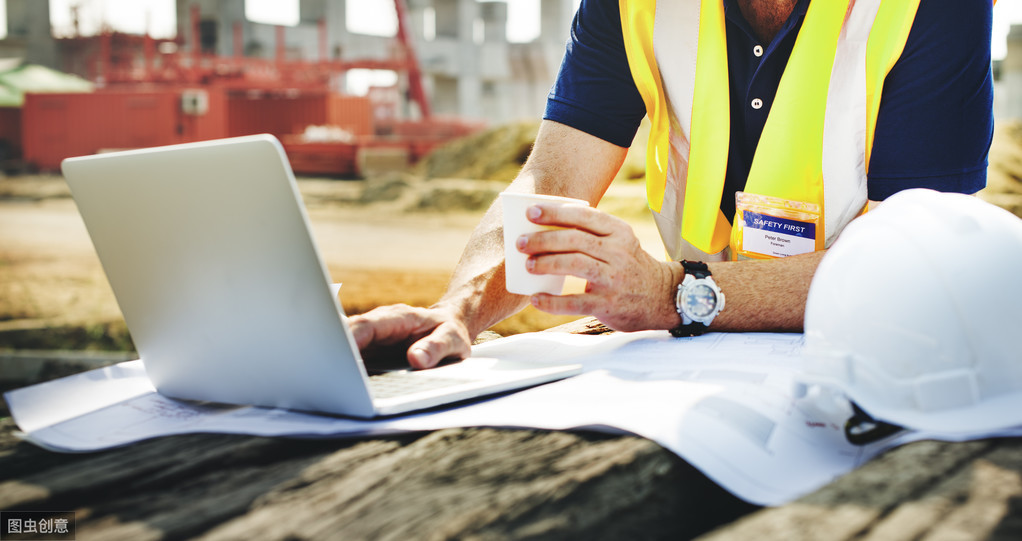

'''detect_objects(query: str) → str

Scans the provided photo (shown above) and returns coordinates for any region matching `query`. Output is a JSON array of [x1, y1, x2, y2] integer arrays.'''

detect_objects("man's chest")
[[735, 0, 800, 43]]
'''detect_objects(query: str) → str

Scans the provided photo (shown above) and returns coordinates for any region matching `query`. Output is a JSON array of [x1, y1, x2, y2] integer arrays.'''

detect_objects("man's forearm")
[[706, 250, 826, 332], [433, 121, 629, 338], [434, 199, 529, 339]]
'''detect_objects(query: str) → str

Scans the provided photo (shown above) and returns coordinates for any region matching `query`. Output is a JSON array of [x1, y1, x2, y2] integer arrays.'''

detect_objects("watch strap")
[[681, 260, 710, 279], [671, 261, 712, 338], [670, 321, 708, 338]]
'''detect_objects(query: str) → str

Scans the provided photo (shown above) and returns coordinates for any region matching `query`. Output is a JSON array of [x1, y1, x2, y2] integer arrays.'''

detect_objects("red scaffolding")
[[22, 0, 482, 175]]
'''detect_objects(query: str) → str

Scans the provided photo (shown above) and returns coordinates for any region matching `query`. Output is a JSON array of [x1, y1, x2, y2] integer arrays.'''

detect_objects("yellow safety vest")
[[620, 0, 923, 261]]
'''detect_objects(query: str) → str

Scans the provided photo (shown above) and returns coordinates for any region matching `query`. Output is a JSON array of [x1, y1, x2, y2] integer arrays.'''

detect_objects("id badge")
[[732, 192, 822, 260]]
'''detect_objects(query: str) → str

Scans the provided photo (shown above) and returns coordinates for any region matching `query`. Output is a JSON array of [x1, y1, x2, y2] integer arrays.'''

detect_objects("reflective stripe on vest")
[[620, 0, 921, 261]]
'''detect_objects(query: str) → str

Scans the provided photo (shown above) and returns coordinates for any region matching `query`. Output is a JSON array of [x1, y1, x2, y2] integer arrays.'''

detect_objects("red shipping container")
[[0, 107, 22, 157], [22, 92, 180, 170], [225, 91, 329, 139], [280, 137, 359, 177], [328, 95, 372, 137], [178, 86, 228, 143]]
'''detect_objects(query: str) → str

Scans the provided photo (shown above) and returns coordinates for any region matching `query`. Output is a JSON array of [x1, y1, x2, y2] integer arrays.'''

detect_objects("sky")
[[0, 0, 1019, 58], [4, 0, 547, 43]]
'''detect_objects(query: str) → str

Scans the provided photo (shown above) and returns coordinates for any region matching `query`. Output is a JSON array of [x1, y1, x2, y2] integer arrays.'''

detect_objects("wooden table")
[[2, 322, 1021, 540], [0, 418, 764, 540], [707, 438, 1022, 540], [4, 423, 1021, 540]]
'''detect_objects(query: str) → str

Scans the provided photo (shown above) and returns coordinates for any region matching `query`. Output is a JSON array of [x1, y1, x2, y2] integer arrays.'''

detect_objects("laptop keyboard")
[[367, 370, 472, 399]]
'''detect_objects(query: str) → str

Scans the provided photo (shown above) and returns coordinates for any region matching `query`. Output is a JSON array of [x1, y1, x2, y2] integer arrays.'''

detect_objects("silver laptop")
[[61, 134, 581, 418]]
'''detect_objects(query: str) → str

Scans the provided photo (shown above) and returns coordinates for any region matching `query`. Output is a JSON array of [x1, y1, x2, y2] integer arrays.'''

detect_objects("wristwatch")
[[671, 260, 725, 337]]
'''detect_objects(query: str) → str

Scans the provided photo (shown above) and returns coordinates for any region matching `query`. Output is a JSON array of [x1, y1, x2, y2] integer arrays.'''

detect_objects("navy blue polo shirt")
[[544, 0, 994, 222]]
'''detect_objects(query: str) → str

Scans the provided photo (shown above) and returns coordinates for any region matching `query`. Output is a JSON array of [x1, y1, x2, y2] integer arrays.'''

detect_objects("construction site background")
[[0, 1, 1020, 351], [0, 0, 582, 176], [1, 117, 1020, 350]]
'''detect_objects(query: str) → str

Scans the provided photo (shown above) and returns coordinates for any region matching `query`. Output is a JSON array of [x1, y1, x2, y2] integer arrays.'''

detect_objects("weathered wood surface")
[[0, 419, 758, 540], [2, 319, 1022, 540], [702, 438, 1022, 540]]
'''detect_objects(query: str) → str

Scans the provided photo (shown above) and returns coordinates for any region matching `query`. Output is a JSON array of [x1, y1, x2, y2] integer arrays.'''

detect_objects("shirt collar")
[[721, 0, 811, 48]]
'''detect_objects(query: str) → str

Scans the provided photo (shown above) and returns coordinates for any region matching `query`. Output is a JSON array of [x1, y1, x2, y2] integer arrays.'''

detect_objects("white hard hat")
[[803, 188, 1022, 435]]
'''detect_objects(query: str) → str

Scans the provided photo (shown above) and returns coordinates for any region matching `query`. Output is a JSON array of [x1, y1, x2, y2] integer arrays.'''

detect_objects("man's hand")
[[347, 121, 634, 364], [348, 304, 472, 369], [516, 203, 682, 331]]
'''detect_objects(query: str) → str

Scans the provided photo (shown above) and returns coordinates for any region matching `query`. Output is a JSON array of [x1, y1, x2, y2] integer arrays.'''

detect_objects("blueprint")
[[6, 331, 1019, 505]]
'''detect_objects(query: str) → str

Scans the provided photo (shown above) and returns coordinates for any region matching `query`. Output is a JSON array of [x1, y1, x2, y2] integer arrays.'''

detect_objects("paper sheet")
[[6, 331, 1020, 506]]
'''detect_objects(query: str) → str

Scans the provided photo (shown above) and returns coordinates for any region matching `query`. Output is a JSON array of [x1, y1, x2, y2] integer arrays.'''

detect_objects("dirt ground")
[[0, 169, 661, 349], [2, 120, 1021, 351]]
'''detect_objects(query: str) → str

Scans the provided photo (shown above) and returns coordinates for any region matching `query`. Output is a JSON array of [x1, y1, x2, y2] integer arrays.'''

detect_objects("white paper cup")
[[501, 192, 590, 296]]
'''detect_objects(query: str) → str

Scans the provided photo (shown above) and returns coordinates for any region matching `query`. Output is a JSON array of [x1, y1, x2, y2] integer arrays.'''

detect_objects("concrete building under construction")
[[0, 0, 577, 125], [997, 24, 1022, 119], [0, 0, 581, 174]]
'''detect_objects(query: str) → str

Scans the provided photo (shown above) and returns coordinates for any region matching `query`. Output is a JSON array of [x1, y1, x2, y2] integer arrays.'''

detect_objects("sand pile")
[[414, 121, 540, 182], [372, 116, 1022, 217], [415, 119, 648, 183]]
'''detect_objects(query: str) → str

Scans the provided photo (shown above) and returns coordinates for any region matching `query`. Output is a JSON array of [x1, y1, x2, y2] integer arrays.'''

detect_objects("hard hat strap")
[[844, 401, 903, 445]]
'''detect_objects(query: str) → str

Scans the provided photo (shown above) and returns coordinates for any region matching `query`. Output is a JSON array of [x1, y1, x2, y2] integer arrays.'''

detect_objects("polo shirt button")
[[751, 98, 763, 109], [754, 45, 764, 57]]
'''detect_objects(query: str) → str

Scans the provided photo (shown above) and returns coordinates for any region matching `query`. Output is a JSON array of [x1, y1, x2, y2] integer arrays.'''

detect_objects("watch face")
[[683, 283, 718, 319]]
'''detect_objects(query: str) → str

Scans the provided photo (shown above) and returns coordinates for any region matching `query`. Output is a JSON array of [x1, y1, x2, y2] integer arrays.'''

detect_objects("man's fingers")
[[348, 304, 435, 349], [527, 252, 607, 284], [530, 292, 598, 316], [517, 228, 609, 262], [528, 203, 624, 237], [408, 321, 472, 369], [347, 313, 379, 350], [349, 304, 473, 370]]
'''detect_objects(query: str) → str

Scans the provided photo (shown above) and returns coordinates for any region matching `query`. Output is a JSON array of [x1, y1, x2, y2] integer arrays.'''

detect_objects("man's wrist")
[[664, 261, 686, 331], [670, 260, 725, 337], [434, 277, 526, 339], [428, 297, 473, 330]]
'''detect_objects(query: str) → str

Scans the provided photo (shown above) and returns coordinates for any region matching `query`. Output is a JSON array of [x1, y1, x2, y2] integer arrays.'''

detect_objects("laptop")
[[60, 134, 581, 418]]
